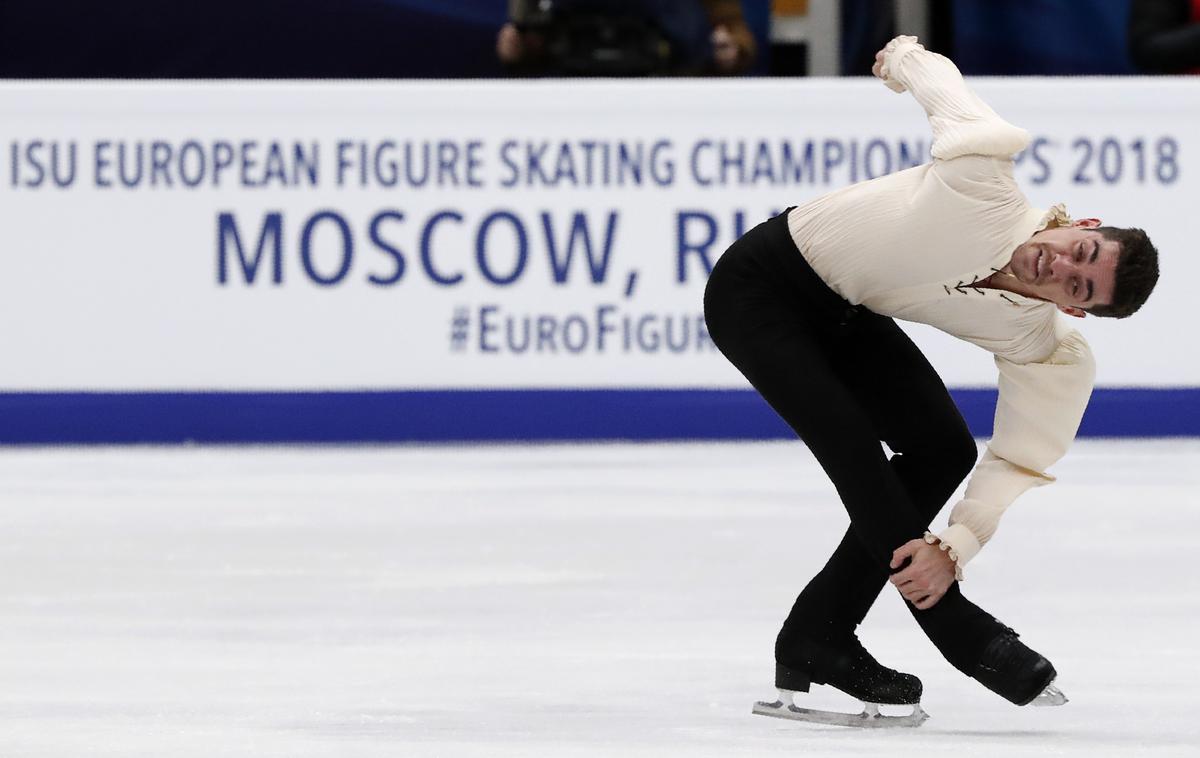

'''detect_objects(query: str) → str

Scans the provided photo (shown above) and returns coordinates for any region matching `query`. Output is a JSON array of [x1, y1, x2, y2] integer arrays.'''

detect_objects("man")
[[703, 36, 1159, 727]]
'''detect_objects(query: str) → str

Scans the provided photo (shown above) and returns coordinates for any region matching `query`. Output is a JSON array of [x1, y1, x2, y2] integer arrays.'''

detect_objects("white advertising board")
[[0, 78, 1190, 391]]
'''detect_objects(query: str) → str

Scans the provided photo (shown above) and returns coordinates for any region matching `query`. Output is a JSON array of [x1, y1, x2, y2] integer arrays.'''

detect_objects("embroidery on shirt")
[[948, 275, 988, 295], [943, 270, 1021, 306]]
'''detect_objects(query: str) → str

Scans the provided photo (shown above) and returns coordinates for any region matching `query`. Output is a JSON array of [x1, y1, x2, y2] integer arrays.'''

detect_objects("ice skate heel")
[[774, 663, 812, 692]]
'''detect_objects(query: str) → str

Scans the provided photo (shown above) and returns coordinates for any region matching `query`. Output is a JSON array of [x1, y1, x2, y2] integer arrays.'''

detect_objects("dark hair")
[[1086, 227, 1159, 319]]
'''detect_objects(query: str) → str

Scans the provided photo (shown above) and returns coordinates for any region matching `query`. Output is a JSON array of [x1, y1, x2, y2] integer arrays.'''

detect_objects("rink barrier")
[[0, 388, 1196, 443]]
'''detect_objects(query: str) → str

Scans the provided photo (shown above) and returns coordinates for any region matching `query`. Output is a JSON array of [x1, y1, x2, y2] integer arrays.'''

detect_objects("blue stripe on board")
[[0, 388, 1195, 444]]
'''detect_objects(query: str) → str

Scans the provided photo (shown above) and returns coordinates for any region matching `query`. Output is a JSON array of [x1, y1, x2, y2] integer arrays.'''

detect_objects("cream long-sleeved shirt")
[[786, 36, 1096, 578]]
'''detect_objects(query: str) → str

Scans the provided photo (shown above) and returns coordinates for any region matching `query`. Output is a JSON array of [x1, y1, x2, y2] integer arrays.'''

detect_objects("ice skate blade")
[[753, 691, 929, 729], [1029, 680, 1068, 707]]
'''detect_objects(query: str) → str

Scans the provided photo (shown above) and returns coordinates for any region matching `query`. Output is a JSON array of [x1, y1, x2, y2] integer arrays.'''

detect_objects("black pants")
[[703, 210, 1004, 674]]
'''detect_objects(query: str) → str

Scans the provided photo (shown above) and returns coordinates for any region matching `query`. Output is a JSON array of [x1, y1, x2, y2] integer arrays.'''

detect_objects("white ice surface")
[[0, 440, 1197, 757]]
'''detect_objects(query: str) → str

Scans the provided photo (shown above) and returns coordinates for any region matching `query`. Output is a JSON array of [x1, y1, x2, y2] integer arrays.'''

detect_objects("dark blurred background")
[[0, 1, 1186, 78]]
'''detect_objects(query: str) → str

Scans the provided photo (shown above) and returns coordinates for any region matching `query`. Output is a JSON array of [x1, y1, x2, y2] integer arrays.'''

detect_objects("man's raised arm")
[[873, 35, 1031, 161], [929, 329, 1096, 578]]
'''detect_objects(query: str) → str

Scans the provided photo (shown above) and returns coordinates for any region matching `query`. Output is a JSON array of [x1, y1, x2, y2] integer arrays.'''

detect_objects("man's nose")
[[1049, 251, 1076, 278]]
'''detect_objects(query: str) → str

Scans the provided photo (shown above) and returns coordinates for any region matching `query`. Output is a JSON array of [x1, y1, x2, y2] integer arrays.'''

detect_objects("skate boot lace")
[[845, 633, 897, 675], [980, 625, 1025, 675]]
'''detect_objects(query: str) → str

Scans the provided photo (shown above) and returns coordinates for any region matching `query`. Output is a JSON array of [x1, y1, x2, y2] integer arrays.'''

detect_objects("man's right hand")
[[872, 37, 921, 92], [889, 538, 956, 610]]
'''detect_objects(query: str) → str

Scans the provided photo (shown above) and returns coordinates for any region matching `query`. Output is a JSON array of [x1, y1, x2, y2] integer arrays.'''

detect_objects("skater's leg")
[[844, 316, 1013, 671], [776, 315, 1018, 672], [780, 314, 977, 638], [706, 272, 934, 703], [706, 272, 940, 586]]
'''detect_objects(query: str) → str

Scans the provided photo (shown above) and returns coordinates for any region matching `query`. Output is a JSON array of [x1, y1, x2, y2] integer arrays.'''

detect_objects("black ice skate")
[[752, 635, 929, 728], [972, 626, 1068, 707]]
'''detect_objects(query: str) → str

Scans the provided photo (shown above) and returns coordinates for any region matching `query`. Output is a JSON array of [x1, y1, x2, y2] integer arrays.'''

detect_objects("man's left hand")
[[889, 539, 957, 610]]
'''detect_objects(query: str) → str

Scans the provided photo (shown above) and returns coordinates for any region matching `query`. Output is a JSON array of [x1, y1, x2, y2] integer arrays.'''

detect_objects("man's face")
[[1009, 220, 1120, 315]]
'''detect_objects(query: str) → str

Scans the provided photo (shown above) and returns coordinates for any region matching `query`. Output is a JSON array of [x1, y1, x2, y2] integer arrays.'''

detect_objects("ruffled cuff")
[[879, 35, 923, 93], [923, 530, 966, 582]]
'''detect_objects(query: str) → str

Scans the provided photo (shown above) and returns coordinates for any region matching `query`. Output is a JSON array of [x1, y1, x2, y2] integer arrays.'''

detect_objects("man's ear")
[[1073, 217, 1102, 228], [1058, 305, 1086, 318]]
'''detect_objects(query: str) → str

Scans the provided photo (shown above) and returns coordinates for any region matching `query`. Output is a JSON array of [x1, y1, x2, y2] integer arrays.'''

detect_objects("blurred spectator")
[[1129, 0, 1200, 73], [497, 0, 757, 76]]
